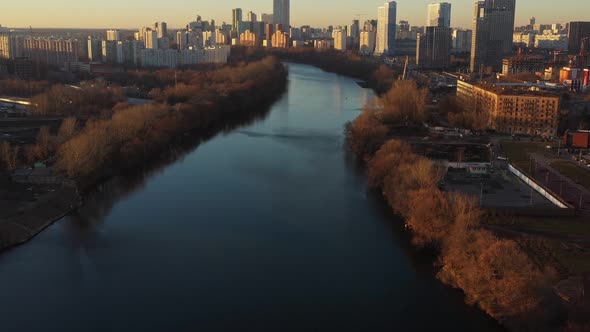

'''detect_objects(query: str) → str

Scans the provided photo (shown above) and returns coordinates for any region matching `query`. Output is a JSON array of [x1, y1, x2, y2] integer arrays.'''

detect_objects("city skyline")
[[1, 0, 588, 30]]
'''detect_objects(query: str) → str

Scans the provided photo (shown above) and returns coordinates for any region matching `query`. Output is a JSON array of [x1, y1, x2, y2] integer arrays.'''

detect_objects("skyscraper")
[[470, 0, 516, 73], [247, 11, 258, 23], [273, 0, 290, 29], [568, 22, 590, 54], [375, 1, 397, 56], [427, 3, 452, 28], [232, 8, 243, 32], [157, 22, 167, 39], [417, 27, 453, 68]]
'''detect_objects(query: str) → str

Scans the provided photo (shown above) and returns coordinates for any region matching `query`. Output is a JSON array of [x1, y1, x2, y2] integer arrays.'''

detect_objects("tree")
[[0, 141, 19, 171], [57, 117, 78, 144], [346, 106, 388, 160], [380, 80, 429, 125]]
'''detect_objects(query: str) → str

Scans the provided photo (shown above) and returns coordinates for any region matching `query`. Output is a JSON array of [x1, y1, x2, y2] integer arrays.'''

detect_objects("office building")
[[457, 80, 559, 136], [427, 3, 452, 28], [333, 28, 347, 52], [273, 0, 290, 29], [417, 26, 452, 68], [107, 29, 120, 41], [568, 22, 590, 54], [375, 1, 397, 56], [470, 0, 516, 73], [360, 30, 376, 55], [452, 29, 472, 53]]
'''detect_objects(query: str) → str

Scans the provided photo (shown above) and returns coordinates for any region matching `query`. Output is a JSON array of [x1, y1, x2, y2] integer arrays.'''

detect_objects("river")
[[0, 63, 503, 332]]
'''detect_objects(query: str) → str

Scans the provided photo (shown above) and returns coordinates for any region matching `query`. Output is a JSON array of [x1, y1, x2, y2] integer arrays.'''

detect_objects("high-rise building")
[[157, 22, 167, 39], [452, 29, 472, 53], [360, 30, 376, 55], [271, 27, 290, 48], [568, 22, 590, 54], [87, 37, 101, 62], [261, 14, 274, 25], [240, 30, 259, 47], [470, 0, 517, 73], [417, 26, 452, 68], [232, 8, 243, 32], [107, 29, 120, 41], [375, 1, 397, 56], [145, 30, 158, 49], [333, 28, 347, 52], [273, 0, 290, 29], [23, 37, 80, 67], [247, 11, 257, 23], [427, 3, 452, 28], [0, 32, 24, 59], [265, 24, 274, 45], [177, 30, 188, 50]]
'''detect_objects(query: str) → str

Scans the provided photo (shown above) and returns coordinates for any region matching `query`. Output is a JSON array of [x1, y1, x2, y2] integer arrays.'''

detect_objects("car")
[[497, 156, 508, 161]]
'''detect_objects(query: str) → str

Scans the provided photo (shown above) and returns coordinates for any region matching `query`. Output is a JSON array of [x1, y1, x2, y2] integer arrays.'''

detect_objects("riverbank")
[[0, 182, 80, 251], [345, 80, 589, 331], [0, 57, 288, 253]]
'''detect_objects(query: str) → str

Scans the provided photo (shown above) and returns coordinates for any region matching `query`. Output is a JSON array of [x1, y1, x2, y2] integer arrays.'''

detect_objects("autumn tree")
[[346, 107, 388, 160], [57, 117, 78, 144], [380, 80, 429, 125]]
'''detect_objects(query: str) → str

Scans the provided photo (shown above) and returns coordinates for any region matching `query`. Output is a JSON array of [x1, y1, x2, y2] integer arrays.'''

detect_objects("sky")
[[1, 0, 588, 30]]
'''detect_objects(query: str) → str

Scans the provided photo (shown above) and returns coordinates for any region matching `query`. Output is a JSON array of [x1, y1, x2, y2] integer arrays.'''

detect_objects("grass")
[[501, 141, 552, 174], [550, 161, 590, 191], [511, 216, 590, 239], [549, 241, 590, 275]]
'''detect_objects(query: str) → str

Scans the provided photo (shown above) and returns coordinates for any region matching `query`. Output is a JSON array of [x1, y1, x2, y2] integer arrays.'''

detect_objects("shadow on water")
[[64, 87, 285, 234]]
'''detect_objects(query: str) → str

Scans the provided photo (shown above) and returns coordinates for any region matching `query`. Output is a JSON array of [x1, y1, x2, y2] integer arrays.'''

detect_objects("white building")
[[360, 30, 376, 55], [534, 32, 567, 49], [513, 32, 535, 49], [427, 3, 451, 28], [375, 1, 397, 56], [333, 28, 347, 52]]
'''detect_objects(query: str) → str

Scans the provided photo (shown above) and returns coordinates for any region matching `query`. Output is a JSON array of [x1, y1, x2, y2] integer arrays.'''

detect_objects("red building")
[[564, 130, 590, 149]]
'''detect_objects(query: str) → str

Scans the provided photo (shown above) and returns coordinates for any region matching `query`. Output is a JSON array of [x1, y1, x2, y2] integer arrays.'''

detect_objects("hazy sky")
[[1, 0, 588, 29]]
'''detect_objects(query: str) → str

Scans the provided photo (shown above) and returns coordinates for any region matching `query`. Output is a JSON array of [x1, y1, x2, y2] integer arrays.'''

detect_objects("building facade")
[[333, 28, 347, 52], [273, 0, 290, 29], [375, 1, 397, 56], [427, 2, 452, 28], [417, 26, 452, 68], [457, 80, 559, 136], [501, 56, 545, 76], [568, 22, 590, 54], [470, 0, 516, 73], [452, 29, 472, 53], [360, 30, 376, 55], [106, 30, 120, 41]]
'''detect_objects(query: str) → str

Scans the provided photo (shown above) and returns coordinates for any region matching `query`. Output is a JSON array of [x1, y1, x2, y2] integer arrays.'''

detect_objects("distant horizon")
[[2, 0, 588, 31]]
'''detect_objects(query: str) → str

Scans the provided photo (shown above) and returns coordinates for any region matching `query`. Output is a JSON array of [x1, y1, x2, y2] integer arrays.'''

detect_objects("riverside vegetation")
[[0, 57, 288, 188], [346, 80, 588, 331]]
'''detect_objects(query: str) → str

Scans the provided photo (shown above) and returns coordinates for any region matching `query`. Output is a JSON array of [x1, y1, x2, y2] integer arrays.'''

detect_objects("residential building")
[[23, 37, 80, 67], [157, 22, 167, 39], [333, 28, 347, 52], [513, 32, 535, 49], [102, 40, 117, 64], [360, 30, 376, 55], [247, 11, 257, 23], [375, 1, 397, 56], [271, 28, 290, 48], [87, 37, 102, 62], [456, 80, 559, 136], [535, 32, 567, 49], [427, 2, 452, 28], [145, 30, 158, 49], [0, 32, 24, 59], [240, 30, 260, 47], [501, 55, 545, 76], [273, 0, 290, 29], [107, 29, 120, 41], [470, 0, 516, 73], [215, 29, 228, 45], [177, 30, 189, 50], [568, 22, 590, 54]]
